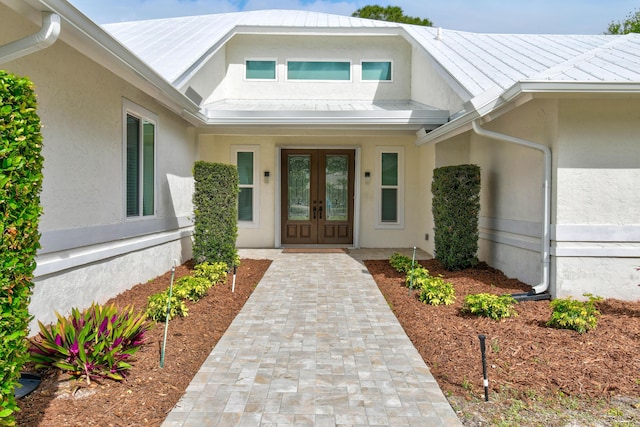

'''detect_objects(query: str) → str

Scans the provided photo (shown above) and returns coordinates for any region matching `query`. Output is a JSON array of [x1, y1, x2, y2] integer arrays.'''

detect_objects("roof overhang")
[[415, 80, 640, 146]]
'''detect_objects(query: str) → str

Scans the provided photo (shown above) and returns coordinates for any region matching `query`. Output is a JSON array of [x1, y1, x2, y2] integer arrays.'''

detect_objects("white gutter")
[[0, 12, 60, 64], [471, 120, 551, 294]]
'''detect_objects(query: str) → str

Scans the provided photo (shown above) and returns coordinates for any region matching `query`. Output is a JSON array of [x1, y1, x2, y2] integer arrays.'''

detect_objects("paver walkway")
[[162, 249, 462, 426]]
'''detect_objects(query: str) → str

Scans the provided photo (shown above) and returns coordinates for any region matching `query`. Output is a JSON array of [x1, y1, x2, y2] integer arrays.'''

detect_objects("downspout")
[[0, 12, 61, 64], [471, 120, 551, 297]]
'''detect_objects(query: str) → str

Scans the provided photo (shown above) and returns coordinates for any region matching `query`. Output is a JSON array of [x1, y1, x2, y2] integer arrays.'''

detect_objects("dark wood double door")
[[281, 149, 355, 245]]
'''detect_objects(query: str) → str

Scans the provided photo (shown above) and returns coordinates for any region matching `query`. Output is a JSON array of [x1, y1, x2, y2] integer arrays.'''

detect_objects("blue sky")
[[67, 0, 639, 34]]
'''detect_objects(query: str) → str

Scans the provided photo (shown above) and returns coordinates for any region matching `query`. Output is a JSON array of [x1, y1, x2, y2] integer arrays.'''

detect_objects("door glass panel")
[[288, 155, 310, 220], [325, 155, 348, 221]]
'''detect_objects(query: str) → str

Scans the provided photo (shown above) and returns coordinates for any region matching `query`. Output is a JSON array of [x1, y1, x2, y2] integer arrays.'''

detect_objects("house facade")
[[1, 0, 639, 328]]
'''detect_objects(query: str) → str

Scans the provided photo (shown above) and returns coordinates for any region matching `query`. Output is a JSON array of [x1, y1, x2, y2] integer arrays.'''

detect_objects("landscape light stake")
[[232, 264, 237, 293], [479, 334, 489, 401], [160, 260, 178, 368], [408, 246, 416, 296]]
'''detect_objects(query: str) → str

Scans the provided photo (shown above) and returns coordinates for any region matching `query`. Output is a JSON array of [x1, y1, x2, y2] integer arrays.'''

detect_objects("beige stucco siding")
[[553, 98, 640, 299], [199, 133, 427, 249]]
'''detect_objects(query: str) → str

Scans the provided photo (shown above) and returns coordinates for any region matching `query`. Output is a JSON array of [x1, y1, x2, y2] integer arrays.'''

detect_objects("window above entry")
[[287, 61, 351, 81], [246, 59, 277, 80], [362, 61, 392, 81]]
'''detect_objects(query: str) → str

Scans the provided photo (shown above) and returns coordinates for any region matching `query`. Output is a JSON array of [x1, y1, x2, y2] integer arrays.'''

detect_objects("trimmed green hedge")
[[192, 161, 239, 269], [431, 164, 480, 271], [0, 71, 44, 424]]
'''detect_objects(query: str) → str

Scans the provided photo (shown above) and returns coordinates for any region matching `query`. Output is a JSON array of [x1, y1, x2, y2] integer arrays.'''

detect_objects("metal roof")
[[103, 9, 640, 127]]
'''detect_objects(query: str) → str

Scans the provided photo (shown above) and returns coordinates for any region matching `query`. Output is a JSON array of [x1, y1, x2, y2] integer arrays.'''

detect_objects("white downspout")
[[0, 12, 61, 65], [472, 120, 551, 294]]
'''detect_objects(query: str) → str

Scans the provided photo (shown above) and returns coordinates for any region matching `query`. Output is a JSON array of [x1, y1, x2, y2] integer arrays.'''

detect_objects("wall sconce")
[[264, 171, 270, 183], [364, 171, 371, 184]]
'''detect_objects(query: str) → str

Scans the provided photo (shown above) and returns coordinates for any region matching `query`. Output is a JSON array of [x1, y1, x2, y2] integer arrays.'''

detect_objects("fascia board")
[[27, 0, 201, 120]]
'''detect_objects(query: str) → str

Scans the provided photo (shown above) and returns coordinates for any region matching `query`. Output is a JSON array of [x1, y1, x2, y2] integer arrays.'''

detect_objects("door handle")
[[318, 206, 323, 219], [313, 206, 317, 219]]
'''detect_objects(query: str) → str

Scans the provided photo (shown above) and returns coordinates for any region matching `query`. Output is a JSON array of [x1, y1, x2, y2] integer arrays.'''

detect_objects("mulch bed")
[[16, 259, 271, 427], [366, 259, 640, 400]]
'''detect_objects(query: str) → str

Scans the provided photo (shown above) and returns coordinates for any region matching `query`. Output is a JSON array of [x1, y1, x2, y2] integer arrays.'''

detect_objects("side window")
[[376, 147, 404, 228], [232, 146, 260, 227], [245, 59, 277, 81], [362, 61, 392, 81], [124, 100, 156, 218]]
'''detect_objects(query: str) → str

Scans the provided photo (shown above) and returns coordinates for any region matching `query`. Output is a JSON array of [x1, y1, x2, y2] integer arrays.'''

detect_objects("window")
[[232, 146, 259, 227], [362, 61, 392, 81], [287, 61, 351, 81], [124, 100, 156, 218], [246, 60, 276, 80], [376, 147, 404, 228]]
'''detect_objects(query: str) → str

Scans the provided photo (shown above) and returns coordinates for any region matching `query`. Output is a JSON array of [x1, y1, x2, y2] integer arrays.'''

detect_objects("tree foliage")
[[606, 8, 640, 34], [352, 5, 433, 27]]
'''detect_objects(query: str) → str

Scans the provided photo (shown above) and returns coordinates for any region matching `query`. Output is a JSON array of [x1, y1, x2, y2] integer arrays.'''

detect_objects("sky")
[[66, 0, 640, 34]]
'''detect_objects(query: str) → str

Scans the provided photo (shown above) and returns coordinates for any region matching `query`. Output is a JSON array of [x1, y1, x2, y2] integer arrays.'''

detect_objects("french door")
[[281, 149, 355, 245]]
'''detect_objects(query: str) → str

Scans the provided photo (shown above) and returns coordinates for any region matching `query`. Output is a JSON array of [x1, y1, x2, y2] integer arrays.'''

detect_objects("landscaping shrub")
[[173, 276, 211, 302], [547, 294, 602, 334], [29, 303, 151, 384], [193, 261, 229, 285], [462, 293, 518, 320], [146, 291, 188, 322], [418, 275, 456, 306], [0, 71, 43, 424], [431, 164, 480, 271], [389, 252, 414, 273], [405, 266, 430, 289], [192, 161, 239, 269]]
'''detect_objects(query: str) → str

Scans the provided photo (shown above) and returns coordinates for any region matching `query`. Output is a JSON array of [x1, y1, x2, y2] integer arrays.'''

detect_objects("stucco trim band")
[[553, 224, 640, 242]]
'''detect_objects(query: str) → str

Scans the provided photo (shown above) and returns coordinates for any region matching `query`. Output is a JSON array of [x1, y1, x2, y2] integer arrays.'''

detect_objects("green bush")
[[192, 161, 239, 270], [419, 275, 456, 306], [406, 266, 430, 289], [547, 294, 602, 334], [389, 253, 414, 273], [0, 71, 44, 424], [173, 276, 211, 302], [193, 261, 229, 285], [29, 303, 151, 384], [431, 164, 480, 271], [146, 291, 188, 322], [463, 293, 518, 320]]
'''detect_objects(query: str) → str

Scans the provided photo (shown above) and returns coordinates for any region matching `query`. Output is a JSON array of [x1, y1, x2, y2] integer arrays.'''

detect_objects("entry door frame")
[[275, 146, 361, 248]]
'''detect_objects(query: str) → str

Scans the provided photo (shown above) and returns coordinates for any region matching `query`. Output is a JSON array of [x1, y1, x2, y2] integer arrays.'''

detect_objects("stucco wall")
[[410, 46, 466, 113], [199, 132, 426, 249], [553, 98, 640, 300], [1, 5, 199, 327], [206, 34, 412, 103]]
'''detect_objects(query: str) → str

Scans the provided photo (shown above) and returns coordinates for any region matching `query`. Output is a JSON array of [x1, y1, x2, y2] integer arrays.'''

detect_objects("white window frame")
[[231, 145, 260, 228], [375, 146, 404, 229], [244, 58, 278, 82], [361, 60, 394, 82], [123, 98, 158, 221], [285, 59, 352, 82]]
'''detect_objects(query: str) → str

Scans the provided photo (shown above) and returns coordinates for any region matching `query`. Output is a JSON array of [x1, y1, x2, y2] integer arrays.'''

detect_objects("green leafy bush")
[[431, 164, 480, 271], [173, 276, 211, 302], [463, 293, 518, 320], [146, 291, 189, 322], [192, 161, 239, 270], [405, 266, 430, 289], [0, 71, 44, 424], [389, 253, 414, 273], [29, 303, 151, 384], [419, 275, 456, 306], [194, 261, 229, 285], [547, 294, 602, 334]]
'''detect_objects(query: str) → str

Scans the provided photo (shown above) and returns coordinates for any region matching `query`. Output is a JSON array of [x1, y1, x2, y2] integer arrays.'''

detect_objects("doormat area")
[[282, 248, 348, 254]]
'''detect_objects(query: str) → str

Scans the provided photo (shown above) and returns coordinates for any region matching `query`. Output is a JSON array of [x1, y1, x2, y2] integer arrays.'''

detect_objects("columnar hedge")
[[431, 164, 480, 271], [0, 71, 44, 424], [192, 161, 239, 269]]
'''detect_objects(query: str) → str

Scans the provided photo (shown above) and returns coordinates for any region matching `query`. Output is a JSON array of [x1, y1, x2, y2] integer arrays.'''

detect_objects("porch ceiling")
[[201, 99, 449, 129]]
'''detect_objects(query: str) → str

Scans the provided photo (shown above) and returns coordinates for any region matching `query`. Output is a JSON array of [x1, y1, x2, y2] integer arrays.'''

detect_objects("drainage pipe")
[[0, 12, 61, 65], [471, 120, 551, 295]]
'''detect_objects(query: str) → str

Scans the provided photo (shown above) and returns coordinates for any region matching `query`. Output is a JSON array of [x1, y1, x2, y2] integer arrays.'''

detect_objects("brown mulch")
[[15, 256, 640, 426], [16, 259, 271, 427], [366, 259, 640, 400]]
